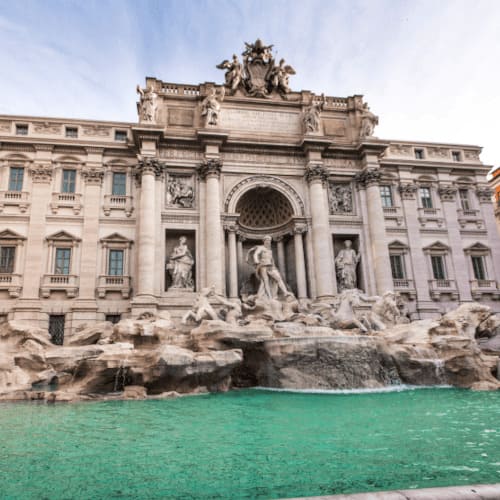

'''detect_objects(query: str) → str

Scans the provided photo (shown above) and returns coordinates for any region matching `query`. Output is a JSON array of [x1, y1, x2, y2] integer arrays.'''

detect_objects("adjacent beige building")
[[0, 40, 498, 343]]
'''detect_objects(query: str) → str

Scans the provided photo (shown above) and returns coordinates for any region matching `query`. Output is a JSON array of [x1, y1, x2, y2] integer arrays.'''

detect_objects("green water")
[[0, 388, 499, 499]]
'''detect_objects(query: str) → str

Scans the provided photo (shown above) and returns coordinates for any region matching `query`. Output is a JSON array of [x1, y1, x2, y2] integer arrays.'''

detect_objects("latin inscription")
[[219, 108, 301, 134]]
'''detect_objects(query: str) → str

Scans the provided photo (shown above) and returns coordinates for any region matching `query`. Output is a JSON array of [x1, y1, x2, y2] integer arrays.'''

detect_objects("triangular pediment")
[[46, 230, 81, 242], [0, 229, 26, 240], [423, 241, 450, 252], [464, 242, 490, 253], [100, 232, 132, 243], [388, 240, 409, 250]]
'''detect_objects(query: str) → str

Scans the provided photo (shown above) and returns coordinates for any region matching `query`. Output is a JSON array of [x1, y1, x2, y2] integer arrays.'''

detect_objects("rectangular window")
[[471, 256, 486, 281], [452, 151, 461, 162], [108, 249, 124, 276], [379, 185, 393, 208], [8, 167, 24, 192], [15, 124, 28, 135], [419, 187, 433, 208], [55, 248, 71, 275], [390, 255, 405, 280], [0, 246, 16, 273], [112, 172, 127, 196], [114, 130, 127, 141], [105, 314, 121, 324], [65, 126, 78, 138], [414, 149, 424, 159], [48, 315, 65, 346], [459, 189, 470, 210], [61, 169, 76, 193], [431, 255, 446, 280]]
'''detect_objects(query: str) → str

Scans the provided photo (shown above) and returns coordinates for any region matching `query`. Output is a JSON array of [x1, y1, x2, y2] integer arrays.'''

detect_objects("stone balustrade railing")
[[97, 275, 131, 298], [40, 274, 79, 298]]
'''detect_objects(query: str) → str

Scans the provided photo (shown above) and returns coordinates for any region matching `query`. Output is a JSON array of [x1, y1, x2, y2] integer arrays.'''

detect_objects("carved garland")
[[224, 175, 305, 216], [437, 184, 458, 202], [398, 182, 418, 200], [81, 167, 104, 185], [29, 164, 53, 183]]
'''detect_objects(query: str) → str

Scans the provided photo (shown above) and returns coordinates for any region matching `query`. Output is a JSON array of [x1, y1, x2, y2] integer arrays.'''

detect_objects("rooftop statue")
[[303, 94, 326, 133], [136, 84, 158, 123], [200, 86, 225, 126], [359, 102, 379, 138], [216, 39, 295, 98]]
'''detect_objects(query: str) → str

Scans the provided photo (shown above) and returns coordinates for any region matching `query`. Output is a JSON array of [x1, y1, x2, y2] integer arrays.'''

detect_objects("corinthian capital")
[[398, 182, 418, 200], [355, 168, 381, 188], [305, 164, 328, 184], [29, 164, 53, 183], [137, 157, 163, 177], [437, 184, 457, 202], [197, 159, 222, 180]]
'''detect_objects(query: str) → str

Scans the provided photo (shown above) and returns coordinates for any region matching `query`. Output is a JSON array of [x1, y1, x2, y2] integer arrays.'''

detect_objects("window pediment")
[[423, 241, 450, 254], [46, 230, 81, 243], [464, 242, 490, 255], [0, 229, 26, 241]]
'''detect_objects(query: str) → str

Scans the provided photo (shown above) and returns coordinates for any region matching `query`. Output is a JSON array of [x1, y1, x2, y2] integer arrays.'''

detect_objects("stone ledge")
[[285, 483, 500, 499]]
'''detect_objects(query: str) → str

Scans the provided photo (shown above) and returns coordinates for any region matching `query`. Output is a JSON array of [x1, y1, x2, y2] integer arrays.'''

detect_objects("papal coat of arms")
[[216, 39, 295, 98]]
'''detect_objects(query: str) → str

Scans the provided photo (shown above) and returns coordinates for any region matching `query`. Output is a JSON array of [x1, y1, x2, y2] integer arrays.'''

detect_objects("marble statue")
[[181, 286, 218, 324], [247, 236, 291, 300], [201, 87, 225, 126], [269, 58, 296, 94], [216, 54, 243, 94], [166, 236, 194, 289], [335, 240, 360, 291], [326, 290, 368, 332], [136, 84, 157, 123], [166, 176, 194, 208], [359, 103, 379, 138], [303, 95, 325, 133]]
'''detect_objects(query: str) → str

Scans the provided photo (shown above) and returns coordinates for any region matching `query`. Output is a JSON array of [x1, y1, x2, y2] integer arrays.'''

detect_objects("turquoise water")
[[1, 388, 499, 499]]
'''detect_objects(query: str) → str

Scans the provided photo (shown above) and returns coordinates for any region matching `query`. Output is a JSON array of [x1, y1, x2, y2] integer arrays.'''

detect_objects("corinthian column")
[[306, 165, 336, 298], [293, 225, 308, 299], [225, 224, 238, 298], [356, 168, 392, 295], [198, 159, 223, 293], [136, 158, 161, 299]]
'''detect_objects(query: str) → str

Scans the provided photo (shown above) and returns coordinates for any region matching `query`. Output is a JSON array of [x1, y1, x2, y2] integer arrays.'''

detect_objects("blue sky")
[[0, 0, 499, 165]]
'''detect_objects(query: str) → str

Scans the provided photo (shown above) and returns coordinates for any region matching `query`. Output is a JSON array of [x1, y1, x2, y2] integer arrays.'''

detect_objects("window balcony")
[[418, 207, 439, 216], [40, 274, 79, 298], [392, 278, 416, 299], [0, 191, 30, 213], [383, 206, 404, 226], [97, 275, 131, 298], [458, 208, 480, 217], [428, 279, 459, 300], [0, 273, 22, 297], [103, 195, 134, 217], [50, 192, 82, 215], [470, 280, 500, 300]]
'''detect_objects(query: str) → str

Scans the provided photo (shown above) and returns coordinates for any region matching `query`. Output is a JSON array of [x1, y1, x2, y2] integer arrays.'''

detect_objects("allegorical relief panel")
[[328, 183, 354, 214], [166, 174, 195, 209]]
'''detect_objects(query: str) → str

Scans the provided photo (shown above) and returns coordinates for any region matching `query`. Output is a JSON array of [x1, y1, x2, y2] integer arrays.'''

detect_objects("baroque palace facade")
[[0, 40, 498, 341]]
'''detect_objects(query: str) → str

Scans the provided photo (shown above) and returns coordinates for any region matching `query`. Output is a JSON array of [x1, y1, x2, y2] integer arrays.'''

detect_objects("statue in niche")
[[329, 185, 353, 214], [201, 87, 225, 126], [216, 54, 243, 94], [269, 58, 296, 94], [359, 103, 379, 138], [136, 84, 158, 123], [166, 236, 194, 289], [246, 235, 292, 300], [303, 94, 326, 133], [166, 176, 194, 208], [335, 240, 360, 291]]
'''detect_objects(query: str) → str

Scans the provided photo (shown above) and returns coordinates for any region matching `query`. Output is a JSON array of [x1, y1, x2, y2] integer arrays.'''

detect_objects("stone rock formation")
[[0, 300, 498, 403]]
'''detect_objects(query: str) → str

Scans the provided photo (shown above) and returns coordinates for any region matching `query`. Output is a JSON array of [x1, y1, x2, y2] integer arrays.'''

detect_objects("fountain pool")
[[1, 387, 499, 499]]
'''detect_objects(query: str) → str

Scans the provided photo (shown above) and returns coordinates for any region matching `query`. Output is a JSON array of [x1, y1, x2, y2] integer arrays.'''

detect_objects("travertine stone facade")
[[0, 40, 498, 339]]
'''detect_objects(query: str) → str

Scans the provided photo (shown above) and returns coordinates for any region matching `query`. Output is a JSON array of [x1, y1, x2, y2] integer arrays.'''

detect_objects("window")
[[431, 255, 446, 280], [114, 130, 127, 141], [55, 248, 71, 275], [48, 315, 65, 345], [105, 314, 121, 324], [0, 246, 15, 273], [419, 187, 433, 208], [414, 148, 424, 159], [452, 151, 461, 162], [390, 255, 405, 279], [15, 124, 28, 135], [112, 172, 127, 196], [459, 189, 470, 210], [108, 249, 124, 276], [379, 185, 393, 208], [65, 126, 78, 138], [61, 169, 76, 193], [471, 256, 486, 281], [8, 167, 24, 192]]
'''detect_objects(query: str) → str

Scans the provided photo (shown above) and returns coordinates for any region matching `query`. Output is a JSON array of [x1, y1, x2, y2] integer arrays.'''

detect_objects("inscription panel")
[[219, 108, 301, 135], [168, 108, 194, 127]]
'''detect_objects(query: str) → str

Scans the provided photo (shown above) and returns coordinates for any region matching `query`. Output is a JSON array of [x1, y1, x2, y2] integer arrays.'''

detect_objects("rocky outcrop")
[[0, 302, 498, 402]]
